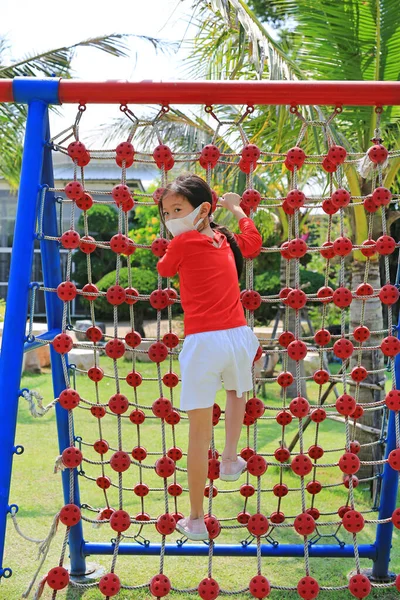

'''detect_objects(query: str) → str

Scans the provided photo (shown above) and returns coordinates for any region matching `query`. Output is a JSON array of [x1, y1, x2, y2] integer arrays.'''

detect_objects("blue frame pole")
[[40, 116, 87, 577], [84, 541, 377, 559], [372, 307, 400, 580], [0, 100, 48, 578]]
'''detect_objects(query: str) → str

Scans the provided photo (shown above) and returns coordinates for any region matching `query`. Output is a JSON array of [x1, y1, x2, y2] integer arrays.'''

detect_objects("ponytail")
[[210, 221, 244, 279]]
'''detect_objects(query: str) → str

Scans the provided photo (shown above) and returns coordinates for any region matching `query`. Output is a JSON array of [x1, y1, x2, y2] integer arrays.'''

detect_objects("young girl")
[[157, 174, 262, 541]]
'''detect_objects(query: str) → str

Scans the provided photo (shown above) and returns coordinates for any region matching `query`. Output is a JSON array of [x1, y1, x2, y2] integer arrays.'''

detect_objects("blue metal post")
[[372, 307, 400, 580], [0, 100, 48, 577], [84, 541, 377, 559], [40, 116, 87, 577]]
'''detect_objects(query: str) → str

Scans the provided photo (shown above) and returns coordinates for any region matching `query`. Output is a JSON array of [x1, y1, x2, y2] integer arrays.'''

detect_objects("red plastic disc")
[[288, 238, 308, 258], [62, 446, 82, 468], [317, 286, 333, 304], [237, 511, 251, 524], [126, 371, 143, 388], [274, 447, 290, 463], [205, 516, 221, 539], [247, 513, 269, 536], [277, 371, 294, 387], [286, 189, 305, 209], [129, 408, 145, 425], [134, 483, 149, 497], [96, 476, 111, 490], [279, 331, 295, 348], [93, 439, 109, 455], [348, 573, 371, 599], [372, 186, 392, 206], [349, 441, 361, 455], [291, 454, 313, 476], [110, 451, 131, 472], [240, 483, 255, 498], [162, 372, 179, 388], [388, 448, 400, 471], [86, 326, 103, 343], [321, 198, 338, 215], [381, 336, 400, 357], [273, 483, 288, 497], [127, 449, 143, 467], [106, 285, 126, 306], [276, 411, 293, 426], [376, 235, 396, 255], [353, 325, 370, 342], [59, 388, 80, 410], [368, 144, 388, 164], [333, 338, 354, 359], [379, 284, 399, 305], [213, 403, 222, 426], [287, 289, 307, 310], [331, 188, 351, 209], [351, 404, 364, 420], [249, 574, 271, 599], [336, 393, 356, 416], [289, 396, 310, 418], [314, 329, 331, 347], [241, 290, 262, 310], [327, 145, 347, 165], [297, 576, 320, 600], [270, 511, 285, 524], [242, 189, 262, 210], [149, 574, 171, 598], [294, 512, 316, 535], [168, 483, 183, 497], [165, 409, 181, 425], [198, 577, 220, 600], [246, 397, 265, 419], [385, 390, 400, 411], [110, 509, 131, 533], [287, 340, 307, 360], [310, 408, 326, 423], [59, 504, 81, 527], [208, 458, 220, 480], [81, 283, 98, 301], [53, 333, 73, 354], [286, 147, 306, 167], [306, 480, 322, 495], [57, 281, 77, 301], [322, 156, 337, 173], [342, 509, 365, 533], [204, 485, 218, 498], [155, 456, 175, 478], [351, 366, 367, 382], [360, 239, 377, 258], [333, 236, 353, 256], [392, 508, 400, 529], [65, 180, 84, 200], [47, 567, 70, 591], [332, 287, 353, 308], [308, 445, 324, 460], [152, 397, 172, 419], [163, 332, 179, 349], [339, 453, 360, 474], [247, 454, 267, 476], [313, 369, 330, 384], [108, 393, 129, 415], [320, 241, 336, 259], [156, 513, 176, 536], [99, 573, 121, 597], [343, 475, 359, 489], [90, 404, 106, 418], [240, 447, 255, 461], [148, 342, 168, 363], [105, 338, 126, 359], [167, 446, 183, 462]]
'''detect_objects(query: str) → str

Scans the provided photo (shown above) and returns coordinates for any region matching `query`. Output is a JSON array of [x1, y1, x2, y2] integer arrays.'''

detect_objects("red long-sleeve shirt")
[[157, 218, 262, 335]]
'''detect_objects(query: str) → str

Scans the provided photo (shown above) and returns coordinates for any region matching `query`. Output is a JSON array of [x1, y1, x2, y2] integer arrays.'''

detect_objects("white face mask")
[[165, 204, 205, 237]]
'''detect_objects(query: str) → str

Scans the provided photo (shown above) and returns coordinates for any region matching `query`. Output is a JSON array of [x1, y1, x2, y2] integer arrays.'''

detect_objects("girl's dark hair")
[[159, 174, 243, 278]]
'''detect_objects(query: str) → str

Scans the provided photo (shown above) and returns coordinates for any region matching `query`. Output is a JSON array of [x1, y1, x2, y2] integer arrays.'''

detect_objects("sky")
[[1, 0, 199, 135]]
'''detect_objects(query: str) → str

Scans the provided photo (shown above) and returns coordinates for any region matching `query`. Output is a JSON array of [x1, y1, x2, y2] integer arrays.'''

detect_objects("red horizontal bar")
[[1, 79, 400, 106], [0, 80, 13, 103], [59, 80, 400, 106]]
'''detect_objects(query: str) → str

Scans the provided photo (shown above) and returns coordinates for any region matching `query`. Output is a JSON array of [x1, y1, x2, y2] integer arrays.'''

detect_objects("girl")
[[157, 174, 262, 541]]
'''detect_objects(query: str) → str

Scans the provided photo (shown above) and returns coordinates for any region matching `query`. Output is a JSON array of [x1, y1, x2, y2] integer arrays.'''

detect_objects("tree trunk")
[[349, 259, 385, 482]]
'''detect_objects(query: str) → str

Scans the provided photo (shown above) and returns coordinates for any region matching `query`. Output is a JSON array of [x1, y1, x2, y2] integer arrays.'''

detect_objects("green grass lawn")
[[3, 357, 400, 599]]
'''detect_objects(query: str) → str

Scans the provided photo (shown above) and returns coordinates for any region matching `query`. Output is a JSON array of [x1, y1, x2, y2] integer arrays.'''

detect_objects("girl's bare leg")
[[222, 390, 246, 461], [187, 406, 213, 519]]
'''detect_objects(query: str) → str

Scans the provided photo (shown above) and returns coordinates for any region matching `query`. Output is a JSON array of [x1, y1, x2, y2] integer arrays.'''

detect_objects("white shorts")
[[179, 326, 260, 411]]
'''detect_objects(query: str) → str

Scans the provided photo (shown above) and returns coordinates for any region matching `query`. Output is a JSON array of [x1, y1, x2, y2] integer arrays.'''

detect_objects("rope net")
[[24, 100, 400, 599]]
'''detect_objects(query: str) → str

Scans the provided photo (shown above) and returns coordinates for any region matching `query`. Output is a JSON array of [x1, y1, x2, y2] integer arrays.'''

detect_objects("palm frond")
[[0, 34, 175, 78]]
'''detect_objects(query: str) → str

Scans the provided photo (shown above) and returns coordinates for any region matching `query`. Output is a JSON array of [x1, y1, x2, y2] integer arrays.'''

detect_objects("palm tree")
[[0, 33, 173, 187], [191, 0, 400, 477]]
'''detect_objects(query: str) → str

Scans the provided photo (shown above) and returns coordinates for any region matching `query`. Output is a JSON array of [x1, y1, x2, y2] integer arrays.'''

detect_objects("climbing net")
[[23, 100, 400, 599]]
